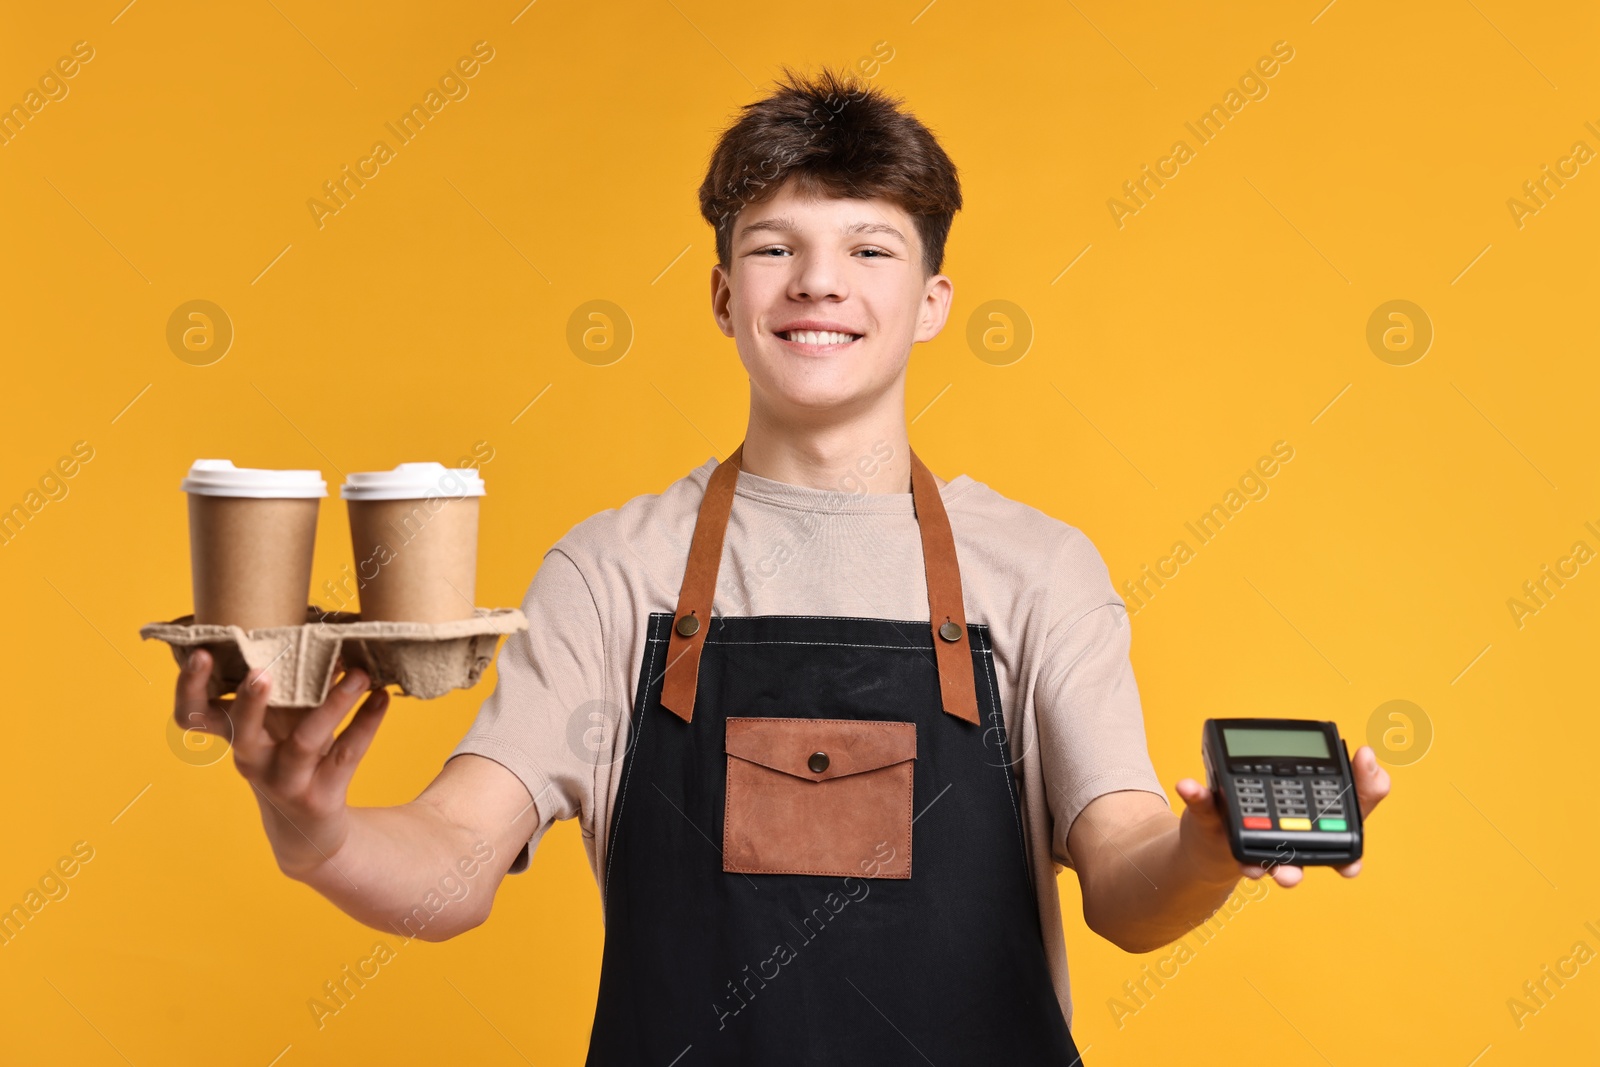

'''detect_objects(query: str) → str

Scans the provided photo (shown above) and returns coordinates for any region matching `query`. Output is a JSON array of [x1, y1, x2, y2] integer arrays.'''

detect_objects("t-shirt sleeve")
[[444, 546, 606, 875], [1033, 536, 1169, 870]]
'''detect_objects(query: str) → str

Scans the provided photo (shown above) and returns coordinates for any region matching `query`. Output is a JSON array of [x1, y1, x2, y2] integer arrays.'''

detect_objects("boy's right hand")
[[173, 649, 390, 879]]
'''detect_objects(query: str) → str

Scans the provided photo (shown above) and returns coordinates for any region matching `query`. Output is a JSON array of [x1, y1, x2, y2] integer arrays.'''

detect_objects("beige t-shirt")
[[446, 453, 1168, 1027]]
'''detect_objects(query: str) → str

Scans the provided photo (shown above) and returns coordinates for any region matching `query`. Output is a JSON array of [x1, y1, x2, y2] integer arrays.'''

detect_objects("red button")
[[1242, 816, 1271, 829]]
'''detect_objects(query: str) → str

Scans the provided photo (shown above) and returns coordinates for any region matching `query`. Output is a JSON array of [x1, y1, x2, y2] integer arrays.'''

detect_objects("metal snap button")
[[675, 613, 700, 637], [938, 620, 962, 642], [808, 751, 829, 773]]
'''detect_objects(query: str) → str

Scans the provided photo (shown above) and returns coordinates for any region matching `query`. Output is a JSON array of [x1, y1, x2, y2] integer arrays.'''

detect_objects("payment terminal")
[[1202, 718, 1363, 867]]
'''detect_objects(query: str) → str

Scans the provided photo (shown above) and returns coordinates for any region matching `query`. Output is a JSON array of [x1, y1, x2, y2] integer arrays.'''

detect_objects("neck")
[[737, 386, 942, 494]]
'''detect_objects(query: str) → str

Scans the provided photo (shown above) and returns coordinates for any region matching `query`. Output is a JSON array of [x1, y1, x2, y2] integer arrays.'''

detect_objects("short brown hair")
[[698, 66, 962, 277]]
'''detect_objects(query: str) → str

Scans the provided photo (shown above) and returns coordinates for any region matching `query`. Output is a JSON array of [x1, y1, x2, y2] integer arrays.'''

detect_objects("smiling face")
[[711, 177, 954, 426]]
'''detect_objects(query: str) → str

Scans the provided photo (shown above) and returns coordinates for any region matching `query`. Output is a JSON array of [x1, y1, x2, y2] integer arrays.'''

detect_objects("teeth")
[[782, 330, 857, 345]]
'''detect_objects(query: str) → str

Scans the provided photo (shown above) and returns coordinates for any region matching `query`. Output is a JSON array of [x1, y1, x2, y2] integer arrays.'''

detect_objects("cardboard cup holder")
[[140, 604, 527, 707]]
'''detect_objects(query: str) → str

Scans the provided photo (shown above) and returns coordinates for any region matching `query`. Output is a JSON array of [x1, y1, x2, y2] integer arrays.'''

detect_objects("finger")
[[276, 670, 372, 787], [1240, 863, 1267, 879], [261, 705, 318, 746], [175, 648, 228, 736], [291, 669, 370, 751], [315, 687, 391, 794], [1351, 746, 1391, 818], [1270, 864, 1304, 888], [1337, 859, 1364, 878], [227, 666, 276, 772], [178, 706, 231, 746]]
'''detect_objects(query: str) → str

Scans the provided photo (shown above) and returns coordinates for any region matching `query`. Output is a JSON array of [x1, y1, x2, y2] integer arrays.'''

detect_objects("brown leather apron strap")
[[659, 444, 979, 725], [659, 443, 745, 722], [908, 449, 980, 724]]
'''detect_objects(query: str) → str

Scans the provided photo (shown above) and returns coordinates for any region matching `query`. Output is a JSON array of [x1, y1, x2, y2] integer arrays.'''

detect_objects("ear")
[[914, 273, 954, 344], [710, 263, 735, 338]]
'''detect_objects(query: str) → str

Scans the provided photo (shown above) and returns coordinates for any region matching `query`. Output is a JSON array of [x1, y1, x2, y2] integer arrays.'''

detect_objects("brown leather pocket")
[[723, 717, 915, 878]]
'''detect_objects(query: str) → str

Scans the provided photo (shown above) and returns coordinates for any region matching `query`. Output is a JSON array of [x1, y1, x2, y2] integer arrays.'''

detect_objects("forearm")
[[1078, 808, 1240, 953], [266, 797, 491, 942]]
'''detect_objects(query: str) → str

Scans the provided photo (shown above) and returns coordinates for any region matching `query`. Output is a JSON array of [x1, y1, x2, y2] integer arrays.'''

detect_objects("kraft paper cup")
[[340, 463, 484, 623], [182, 459, 326, 631]]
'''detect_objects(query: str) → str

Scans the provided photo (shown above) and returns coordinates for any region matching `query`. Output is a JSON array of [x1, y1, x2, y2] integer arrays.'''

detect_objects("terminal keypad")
[[1229, 761, 1348, 832]]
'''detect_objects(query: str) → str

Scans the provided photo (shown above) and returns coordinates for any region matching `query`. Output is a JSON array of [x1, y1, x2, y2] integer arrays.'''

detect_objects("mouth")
[[774, 329, 863, 352]]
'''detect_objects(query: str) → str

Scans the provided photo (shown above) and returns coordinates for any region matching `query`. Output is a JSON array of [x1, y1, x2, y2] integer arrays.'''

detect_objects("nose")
[[786, 250, 849, 303]]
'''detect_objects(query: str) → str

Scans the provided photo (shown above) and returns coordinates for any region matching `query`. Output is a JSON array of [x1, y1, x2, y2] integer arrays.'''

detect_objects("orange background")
[[2, 0, 1596, 1063]]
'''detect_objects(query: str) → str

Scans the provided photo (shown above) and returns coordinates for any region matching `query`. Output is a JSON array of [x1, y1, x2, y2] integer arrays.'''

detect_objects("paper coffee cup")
[[182, 459, 325, 630], [340, 463, 484, 623]]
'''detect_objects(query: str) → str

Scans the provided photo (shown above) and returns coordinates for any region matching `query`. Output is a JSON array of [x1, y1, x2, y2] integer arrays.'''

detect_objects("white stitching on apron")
[[605, 616, 663, 908], [976, 624, 1029, 879]]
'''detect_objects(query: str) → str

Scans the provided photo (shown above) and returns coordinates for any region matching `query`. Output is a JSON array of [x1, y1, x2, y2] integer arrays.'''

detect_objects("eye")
[[752, 245, 791, 257], [856, 247, 890, 258]]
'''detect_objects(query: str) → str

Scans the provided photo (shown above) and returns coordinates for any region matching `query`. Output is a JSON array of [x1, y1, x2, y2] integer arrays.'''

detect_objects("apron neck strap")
[[659, 443, 979, 725]]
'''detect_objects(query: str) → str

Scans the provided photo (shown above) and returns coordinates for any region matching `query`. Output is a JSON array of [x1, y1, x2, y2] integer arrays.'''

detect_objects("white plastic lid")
[[339, 462, 486, 501], [181, 459, 327, 498]]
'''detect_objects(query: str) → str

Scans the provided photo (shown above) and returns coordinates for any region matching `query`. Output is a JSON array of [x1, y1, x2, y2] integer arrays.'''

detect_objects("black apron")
[[585, 443, 1083, 1065]]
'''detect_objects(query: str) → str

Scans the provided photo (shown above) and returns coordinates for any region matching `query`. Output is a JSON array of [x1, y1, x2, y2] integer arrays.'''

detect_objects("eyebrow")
[[736, 215, 907, 243]]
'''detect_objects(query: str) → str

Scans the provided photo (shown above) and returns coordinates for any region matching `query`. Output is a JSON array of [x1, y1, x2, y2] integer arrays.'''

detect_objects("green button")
[[1318, 818, 1347, 831]]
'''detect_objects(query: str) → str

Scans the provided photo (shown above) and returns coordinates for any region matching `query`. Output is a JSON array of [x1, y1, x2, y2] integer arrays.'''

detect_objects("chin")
[[764, 379, 896, 422], [740, 335, 901, 415], [752, 370, 875, 414]]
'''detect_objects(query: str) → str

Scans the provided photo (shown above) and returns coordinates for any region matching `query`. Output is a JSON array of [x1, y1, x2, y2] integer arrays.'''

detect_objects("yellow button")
[[1278, 817, 1312, 831]]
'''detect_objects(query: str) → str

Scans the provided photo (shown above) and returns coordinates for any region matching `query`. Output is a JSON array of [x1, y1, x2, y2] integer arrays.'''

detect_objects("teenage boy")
[[174, 67, 1389, 1064]]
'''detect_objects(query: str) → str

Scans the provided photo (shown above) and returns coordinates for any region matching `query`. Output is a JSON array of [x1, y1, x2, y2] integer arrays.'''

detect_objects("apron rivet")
[[807, 751, 829, 773], [939, 620, 962, 642], [675, 613, 700, 637]]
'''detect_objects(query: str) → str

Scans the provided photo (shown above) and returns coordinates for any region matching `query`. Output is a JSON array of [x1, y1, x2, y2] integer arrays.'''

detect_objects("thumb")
[[1175, 777, 1222, 821], [1351, 745, 1391, 819]]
